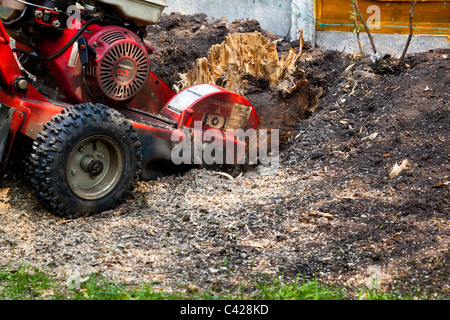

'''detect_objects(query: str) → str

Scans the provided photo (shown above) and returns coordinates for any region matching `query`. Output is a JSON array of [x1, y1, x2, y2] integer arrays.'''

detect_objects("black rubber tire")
[[28, 103, 142, 218]]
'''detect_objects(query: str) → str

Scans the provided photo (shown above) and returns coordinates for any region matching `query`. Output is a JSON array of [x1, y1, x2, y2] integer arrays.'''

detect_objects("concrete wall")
[[316, 31, 450, 56], [164, 0, 449, 56]]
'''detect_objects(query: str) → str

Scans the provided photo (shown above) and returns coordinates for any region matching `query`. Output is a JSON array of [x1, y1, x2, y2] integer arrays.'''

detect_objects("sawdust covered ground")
[[0, 13, 449, 298]]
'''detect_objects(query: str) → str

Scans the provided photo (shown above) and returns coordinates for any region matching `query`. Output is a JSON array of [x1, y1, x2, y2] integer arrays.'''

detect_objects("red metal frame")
[[0, 20, 60, 166]]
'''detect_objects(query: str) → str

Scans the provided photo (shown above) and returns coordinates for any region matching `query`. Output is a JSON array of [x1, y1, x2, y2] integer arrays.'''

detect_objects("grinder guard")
[[123, 84, 260, 179]]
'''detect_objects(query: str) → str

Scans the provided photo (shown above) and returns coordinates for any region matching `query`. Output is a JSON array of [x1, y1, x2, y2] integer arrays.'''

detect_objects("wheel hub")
[[80, 156, 104, 177], [66, 135, 124, 200], [87, 159, 104, 176]]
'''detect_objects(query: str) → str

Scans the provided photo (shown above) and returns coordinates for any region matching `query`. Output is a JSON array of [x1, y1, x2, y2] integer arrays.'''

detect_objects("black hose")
[[12, 17, 102, 61]]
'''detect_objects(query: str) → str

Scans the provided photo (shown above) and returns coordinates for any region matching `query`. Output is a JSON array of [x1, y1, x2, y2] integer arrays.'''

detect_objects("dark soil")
[[283, 47, 449, 295], [1, 13, 448, 298], [146, 13, 279, 89]]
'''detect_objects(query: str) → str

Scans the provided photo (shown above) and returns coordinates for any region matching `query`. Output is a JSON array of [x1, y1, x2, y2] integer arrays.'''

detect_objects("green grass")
[[68, 273, 187, 300], [250, 276, 347, 300], [0, 263, 446, 300], [0, 264, 60, 300]]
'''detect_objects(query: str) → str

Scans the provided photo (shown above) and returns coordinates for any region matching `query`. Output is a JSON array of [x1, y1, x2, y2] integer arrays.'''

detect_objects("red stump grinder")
[[0, 0, 259, 217]]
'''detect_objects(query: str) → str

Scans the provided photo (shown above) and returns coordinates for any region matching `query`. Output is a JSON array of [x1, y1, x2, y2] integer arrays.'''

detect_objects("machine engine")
[[0, 0, 164, 104], [83, 26, 150, 102]]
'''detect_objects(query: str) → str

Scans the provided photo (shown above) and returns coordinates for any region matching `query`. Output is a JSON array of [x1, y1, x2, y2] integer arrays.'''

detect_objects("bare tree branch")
[[351, 2, 365, 56], [397, 0, 418, 68], [351, 0, 378, 56]]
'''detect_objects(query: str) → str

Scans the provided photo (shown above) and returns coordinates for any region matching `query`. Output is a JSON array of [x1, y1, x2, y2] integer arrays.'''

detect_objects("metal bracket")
[[0, 102, 15, 164]]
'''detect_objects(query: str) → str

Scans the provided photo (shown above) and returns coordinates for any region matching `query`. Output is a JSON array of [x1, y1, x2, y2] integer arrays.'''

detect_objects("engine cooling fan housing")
[[84, 27, 150, 102]]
